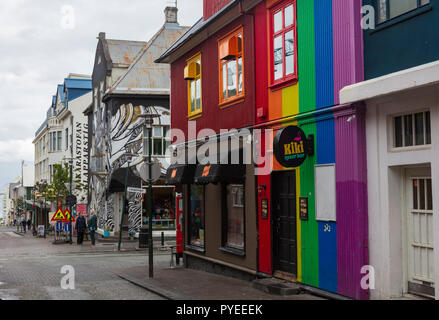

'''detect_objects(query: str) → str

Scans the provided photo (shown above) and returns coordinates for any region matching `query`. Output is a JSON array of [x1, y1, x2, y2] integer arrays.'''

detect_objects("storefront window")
[[223, 184, 245, 251], [143, 188, 175, 230], [189, 184, 205, 247]]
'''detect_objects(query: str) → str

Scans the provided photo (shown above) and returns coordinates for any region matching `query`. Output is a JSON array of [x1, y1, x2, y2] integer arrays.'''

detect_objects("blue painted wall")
[[315, 114, 337, 293], [363, 0, 439, 80], [314, 0, 334, 109]]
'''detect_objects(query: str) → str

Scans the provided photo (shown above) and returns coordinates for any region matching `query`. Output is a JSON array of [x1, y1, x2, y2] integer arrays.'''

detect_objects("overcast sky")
[[0, 0, 203, 194]]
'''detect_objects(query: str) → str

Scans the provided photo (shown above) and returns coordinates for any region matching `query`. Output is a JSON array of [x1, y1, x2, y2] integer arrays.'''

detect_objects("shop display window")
[[189, 184, 205, 248]]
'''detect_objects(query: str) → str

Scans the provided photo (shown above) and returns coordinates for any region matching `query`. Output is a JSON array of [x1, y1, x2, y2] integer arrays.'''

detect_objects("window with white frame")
[[393, 111, 431, 148], [152, 125, 170, 156]]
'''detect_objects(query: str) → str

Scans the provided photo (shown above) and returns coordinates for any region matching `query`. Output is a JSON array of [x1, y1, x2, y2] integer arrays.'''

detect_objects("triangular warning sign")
[[51, 208, 66, 222], [63, 209, 76, 223]]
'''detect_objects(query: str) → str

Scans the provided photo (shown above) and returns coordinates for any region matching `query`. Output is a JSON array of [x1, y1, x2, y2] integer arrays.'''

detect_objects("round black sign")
[[273, 126, 308, 168]]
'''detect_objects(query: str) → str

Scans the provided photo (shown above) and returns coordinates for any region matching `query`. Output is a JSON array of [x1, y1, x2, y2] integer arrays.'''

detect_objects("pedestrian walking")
[[75, 212, 87, 245], [88, 210, 97, 247], [20, 215, 26, 233], [27, 218, 32, 231]]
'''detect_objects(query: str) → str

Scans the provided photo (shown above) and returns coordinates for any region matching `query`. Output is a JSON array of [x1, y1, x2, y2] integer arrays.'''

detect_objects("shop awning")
[[194, 163, 245, 185], [165, 164, 197, 185], [109, 167, 141, 193]]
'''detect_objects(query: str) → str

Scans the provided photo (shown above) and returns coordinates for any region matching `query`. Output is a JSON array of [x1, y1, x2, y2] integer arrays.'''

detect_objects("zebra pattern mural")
[[106, 194, 115, 231], [89, 102, 170, 234], [128, 192, 143, 234]]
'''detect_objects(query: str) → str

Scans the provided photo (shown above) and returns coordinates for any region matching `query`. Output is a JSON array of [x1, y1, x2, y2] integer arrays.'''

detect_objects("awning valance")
[[194, 163, 245, 185], [165, 164, 197, 185]]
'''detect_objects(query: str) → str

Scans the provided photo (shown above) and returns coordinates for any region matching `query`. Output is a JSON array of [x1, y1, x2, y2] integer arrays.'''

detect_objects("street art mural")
[[89, 103, 170, 234]]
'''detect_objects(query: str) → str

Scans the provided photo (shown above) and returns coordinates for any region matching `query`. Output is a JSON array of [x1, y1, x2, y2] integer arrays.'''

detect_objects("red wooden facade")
[[203, 0, 234, 20], [170, 14, 255, 140]]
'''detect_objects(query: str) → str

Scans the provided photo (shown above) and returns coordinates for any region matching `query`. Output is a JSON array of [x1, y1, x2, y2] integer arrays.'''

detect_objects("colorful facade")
[[159, 0, 370, 299], [254, 0, 368, 299]]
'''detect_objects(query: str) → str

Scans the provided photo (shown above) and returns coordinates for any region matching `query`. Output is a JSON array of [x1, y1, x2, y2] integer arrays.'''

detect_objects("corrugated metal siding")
[[297, 0, 316, 113], [316, 115, 337, 293], [299, 119, 319, 287], [332, 0, 364, 105], [334, 107, 369, 300], [314, 0, 334, 109]]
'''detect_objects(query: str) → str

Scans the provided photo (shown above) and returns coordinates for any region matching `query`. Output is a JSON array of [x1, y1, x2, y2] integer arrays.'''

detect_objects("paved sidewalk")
[[112, 266, 325, 301]]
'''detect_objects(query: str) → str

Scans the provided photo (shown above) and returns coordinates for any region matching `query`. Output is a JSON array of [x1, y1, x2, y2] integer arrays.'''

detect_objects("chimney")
[[164, 6, 178, 24]]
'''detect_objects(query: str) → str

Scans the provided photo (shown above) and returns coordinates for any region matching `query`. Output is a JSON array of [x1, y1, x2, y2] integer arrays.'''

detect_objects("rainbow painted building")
[[255, 0, 368, 299]]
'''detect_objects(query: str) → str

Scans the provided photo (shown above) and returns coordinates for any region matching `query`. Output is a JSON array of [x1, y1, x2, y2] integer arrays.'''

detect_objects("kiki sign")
[[273, 126, 313, 168]]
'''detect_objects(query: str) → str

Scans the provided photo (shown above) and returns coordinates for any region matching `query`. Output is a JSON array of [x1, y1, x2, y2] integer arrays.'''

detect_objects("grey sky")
[[0, 0, 203, 192]]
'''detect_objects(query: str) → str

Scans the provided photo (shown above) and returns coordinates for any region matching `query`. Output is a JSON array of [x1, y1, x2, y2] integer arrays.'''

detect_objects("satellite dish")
[[139, 162, 161, 183]]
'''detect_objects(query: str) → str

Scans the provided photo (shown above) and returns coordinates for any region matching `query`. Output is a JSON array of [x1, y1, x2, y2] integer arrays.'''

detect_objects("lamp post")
[[139, 108, 161, 279], [117, 153, 136, 252]]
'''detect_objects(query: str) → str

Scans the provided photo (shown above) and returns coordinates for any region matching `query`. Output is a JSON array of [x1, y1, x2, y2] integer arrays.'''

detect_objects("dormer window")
[[218, 27, 244, 106]]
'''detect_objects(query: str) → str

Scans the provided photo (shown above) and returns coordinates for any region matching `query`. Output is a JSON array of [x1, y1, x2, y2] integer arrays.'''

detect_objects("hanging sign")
[[273, 126, 311, 168]]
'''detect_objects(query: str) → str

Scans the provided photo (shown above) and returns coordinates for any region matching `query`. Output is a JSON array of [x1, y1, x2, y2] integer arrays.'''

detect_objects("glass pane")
[[196, 78, 201, 110], [285, 5, 294, 27], [153, 139, 163, 155], [389, 0, 417, 19], [237, 57, 243, 94], [425, 111, 431, 144], [153, 127, 162, 137], [237, 34, 242, 53], [222, 64, 227, 99], [274, 35, 283, 80], [415, 113, 424, 145], [394, 116, 403, 148], [163, 126, 170, 138], [419, 179, 425, 210], [226, 184, 245, 250], [190, 185, 204, 247], [57, 132, 62, 150], [163, 140, 170, 155], [285, 30, 294, 76], [274, 10, 282, 33], [427, 179, 433, 211], [378, 0, 387, 23], [404, 114, 413, 147], [227, 59, 237, 98], [190, 80, 195, 112], [413, 179, 418, 210]]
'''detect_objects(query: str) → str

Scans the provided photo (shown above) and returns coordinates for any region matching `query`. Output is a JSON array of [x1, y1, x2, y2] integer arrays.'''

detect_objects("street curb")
[[115, 272, 195, 300]]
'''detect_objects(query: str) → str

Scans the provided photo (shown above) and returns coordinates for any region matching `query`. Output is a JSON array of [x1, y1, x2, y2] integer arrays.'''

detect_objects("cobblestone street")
[[0, 226, 168, 300]]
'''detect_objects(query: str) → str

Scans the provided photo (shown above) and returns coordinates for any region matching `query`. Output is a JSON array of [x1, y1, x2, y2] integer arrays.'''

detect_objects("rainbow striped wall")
[[256, 0, 368, 299]]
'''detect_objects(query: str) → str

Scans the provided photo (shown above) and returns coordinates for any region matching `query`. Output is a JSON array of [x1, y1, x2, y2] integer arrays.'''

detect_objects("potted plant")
[[127, 231, 134, 240], [104, 228, 110, 237]]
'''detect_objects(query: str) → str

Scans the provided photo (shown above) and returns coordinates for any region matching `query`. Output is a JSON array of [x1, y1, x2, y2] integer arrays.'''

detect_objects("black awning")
[[109, 167, 141, 193], [194, 164, 245, 185], [165, 164, 197, 185]]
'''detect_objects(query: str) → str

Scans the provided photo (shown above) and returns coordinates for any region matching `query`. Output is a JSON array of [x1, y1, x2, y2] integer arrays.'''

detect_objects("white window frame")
[[389, 109, 431, 152]]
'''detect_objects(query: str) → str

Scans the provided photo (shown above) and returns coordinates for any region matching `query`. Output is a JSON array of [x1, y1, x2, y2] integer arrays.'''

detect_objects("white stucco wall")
[[365, 84, 439, 299]]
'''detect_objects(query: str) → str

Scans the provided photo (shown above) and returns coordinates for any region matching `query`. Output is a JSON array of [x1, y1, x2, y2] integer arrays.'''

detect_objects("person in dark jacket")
[[75, 212, 87, 245], [88, 210, 97, 247]]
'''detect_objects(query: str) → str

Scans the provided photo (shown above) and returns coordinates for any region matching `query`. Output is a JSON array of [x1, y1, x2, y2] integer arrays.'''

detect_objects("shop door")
[[406, 168, 435, 298], [272, 170, 297, 276]]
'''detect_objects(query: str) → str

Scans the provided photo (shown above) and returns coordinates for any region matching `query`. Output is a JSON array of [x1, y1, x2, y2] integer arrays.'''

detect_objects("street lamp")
[[117, 152, 137, 251], [139, 107, 161, 279]]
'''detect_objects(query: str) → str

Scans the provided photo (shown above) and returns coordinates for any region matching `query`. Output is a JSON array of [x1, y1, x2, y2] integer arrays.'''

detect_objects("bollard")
[[161, 231, 165, 247]]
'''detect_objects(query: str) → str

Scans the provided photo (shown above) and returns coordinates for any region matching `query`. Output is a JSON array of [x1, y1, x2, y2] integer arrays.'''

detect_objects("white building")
[[34, 74, 92, 210], [341, 60, 439, 299]]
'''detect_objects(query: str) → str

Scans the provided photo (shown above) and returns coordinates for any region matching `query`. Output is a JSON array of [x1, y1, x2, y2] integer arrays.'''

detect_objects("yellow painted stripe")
[[282, 83, 299, 118]]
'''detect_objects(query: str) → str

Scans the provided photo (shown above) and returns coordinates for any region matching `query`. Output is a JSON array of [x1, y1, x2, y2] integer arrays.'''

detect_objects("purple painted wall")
[[333, 0, 364, 105], [334, 103, 369, 300]]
